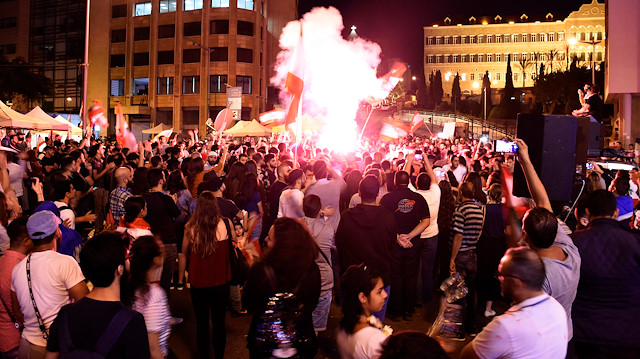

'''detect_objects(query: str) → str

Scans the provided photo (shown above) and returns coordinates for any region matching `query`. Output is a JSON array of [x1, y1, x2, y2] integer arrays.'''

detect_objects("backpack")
[[58, 306, 136, 358]]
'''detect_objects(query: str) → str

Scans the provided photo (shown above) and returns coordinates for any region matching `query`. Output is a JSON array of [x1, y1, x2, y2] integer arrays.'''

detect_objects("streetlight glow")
[[473, 82, 480, 88], [411, 76, 416, 81], [568, 37, 578, 45]]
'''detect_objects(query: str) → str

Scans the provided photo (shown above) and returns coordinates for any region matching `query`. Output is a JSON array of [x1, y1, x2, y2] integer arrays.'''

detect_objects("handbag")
[[224, 218, 250, 285]]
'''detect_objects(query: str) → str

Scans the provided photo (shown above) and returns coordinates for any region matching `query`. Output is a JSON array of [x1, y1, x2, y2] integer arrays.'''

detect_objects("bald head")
[[394, 171, 410, 188], [501, 247, 545, 291], [114, 167, 131, 186]]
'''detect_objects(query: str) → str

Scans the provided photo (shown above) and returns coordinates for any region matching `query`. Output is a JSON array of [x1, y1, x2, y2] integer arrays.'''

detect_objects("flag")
[[379, 118, 410, 142], [367, 61, 407, 104], [259, 109, 286, 127], [88, 99, 108, 128], [410, 111, 424, 134], [152, 128, 174, 142], [115, 102, 138, 151], [284, 25, 304, 138]]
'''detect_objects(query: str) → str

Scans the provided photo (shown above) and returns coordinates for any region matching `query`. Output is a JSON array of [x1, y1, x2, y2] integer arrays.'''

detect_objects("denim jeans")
[[419, 235, 439, 303], [160, 243, 177, 294], [454, 250, 477, 332]]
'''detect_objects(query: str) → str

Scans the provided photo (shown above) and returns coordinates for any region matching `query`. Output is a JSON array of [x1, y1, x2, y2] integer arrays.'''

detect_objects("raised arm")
[[514, 138, 552, 212]]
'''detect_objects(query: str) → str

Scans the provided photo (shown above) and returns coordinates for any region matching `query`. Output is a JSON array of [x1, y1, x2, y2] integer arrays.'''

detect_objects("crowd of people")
[[0, 125, 638, 359]]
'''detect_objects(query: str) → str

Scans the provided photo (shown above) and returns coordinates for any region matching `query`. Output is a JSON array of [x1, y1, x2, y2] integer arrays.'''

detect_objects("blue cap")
[[27, 210, 62, 240]]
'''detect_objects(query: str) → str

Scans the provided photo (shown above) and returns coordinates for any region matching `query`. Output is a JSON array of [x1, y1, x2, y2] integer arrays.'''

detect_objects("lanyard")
[[511, 296, 550, 313], [26, 254, 49, 340]]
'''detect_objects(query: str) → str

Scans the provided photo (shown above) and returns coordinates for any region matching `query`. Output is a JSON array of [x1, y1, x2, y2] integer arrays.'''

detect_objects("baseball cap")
[[27, 210, 61, 240]]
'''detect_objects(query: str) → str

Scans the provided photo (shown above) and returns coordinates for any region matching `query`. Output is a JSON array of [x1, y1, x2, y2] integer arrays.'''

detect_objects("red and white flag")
[[410, 111, 424, 134], [379, 118, 410, 142], [259, 109, 286, 126], [367, 61, 407, 104], [285, 25, 304, 140], [115, 102, 138, 151]]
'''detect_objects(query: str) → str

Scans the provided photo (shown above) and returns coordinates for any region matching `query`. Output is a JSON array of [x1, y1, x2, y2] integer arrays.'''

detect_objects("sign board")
[[443, 122, 456, 139], [227, 87, 242, 111]]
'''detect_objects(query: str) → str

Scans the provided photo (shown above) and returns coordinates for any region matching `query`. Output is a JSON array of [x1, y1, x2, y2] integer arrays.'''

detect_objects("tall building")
[[423, 0, 605, 97], [0, 0, 29, 61], [87, 0, 297, 135]]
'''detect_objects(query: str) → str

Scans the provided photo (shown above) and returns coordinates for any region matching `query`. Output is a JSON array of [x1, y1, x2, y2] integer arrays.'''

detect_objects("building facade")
[[87, 0, 297, 135], [423, 0, 605, 98], [0, 0, 29, 62]]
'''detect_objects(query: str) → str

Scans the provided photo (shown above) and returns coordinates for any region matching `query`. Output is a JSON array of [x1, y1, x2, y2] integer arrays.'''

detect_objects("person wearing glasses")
[[460, 247, 568, 359]]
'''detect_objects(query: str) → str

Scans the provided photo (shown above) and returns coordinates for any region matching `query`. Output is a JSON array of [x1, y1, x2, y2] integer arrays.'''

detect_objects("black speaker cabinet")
[[513, 114, 577, 202]]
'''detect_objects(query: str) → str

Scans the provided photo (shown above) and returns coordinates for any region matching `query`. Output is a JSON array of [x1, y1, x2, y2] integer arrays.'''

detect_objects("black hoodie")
[[335, 203, 397, 284]]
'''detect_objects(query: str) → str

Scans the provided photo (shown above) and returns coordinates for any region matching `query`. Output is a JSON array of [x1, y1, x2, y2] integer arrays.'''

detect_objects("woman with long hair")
[[476, 184, 507, 318], [462, 171, 487, 205], [436, 180, 456, 285], [185, 157, 204, 198], [224, 162, 246, 200], [235, 172, 263, 242], [244, 217, 321, 358], [336, 264, 390, 359], [182, 191, 232, 359], [131, 167, 149, 195], [122, 235, 171, 358], [117, 196, 152, 240]]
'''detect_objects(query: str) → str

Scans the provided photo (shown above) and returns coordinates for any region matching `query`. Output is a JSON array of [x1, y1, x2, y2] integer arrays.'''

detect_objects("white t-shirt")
[[471, 293, 568, 359], [409, 182, 441, 238], [442, 164, 467, 185], [55, 201, 75, 230], [7, 162, 24, 197], [11, 250, 85, 347], [278, 188, 304, 219], [132, 283, 171, 357], [336, 326, 387, 359]]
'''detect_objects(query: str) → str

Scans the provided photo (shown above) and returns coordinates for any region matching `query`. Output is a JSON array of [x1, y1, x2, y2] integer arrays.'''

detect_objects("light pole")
[[566, 37, 577, 71], [575, 37, 601, 85], [190, 40, 213, 126]]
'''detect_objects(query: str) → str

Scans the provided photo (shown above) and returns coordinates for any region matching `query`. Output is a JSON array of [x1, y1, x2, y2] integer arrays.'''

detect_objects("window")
[[112, 29, 126, 43], [549, 33, 555, 41], [210, 75, 228, 93], [436, 37, 442, 45], [112, 5, 127, 18], [0, 44, 16, 55], [237, 75, 252, 94], [470, 54, 476, 62], [427, 55, 433, 64], [110, 79, 125, 96], [157, 51, 174, 65], [0, 17, 16, 29], [184, 0, 203, 10], [461, 55, 467, 63], [210, 20, 229, 34], [159, 0, 176, 12], [496, 53, 501, 62], [522, 34, 527, 42], [504, 34, 510, 43], [512, 34, 518, 42], [210, 47, 228, 61], [183, 49, 200, 63], [443, 55, 448, 63], [496, 72, 501, 81], [470, 36, 476, 44], [596, 52, 603, 61], [539, 33, 546, 41], [212, 0, 229, 7], [522, 53, 527, 60], [110, 54, 125, 68], [530, 34, 536, 42], [133, 52, 149, 66], [444, 36, 450, 44], [157, 77, 173, 95], [237, 0, 253, 10], [478, 35, 484, 43], [487, 54, 492, 62], [453, 36, 459, 44], [183, 22, 201, 36], [134, 2, 152, 16], [558, 32, 564, 41], [478, 54, 484, 62], [237, 48, 253, 63], [513, 53, 519, 61], [427, 37, 434, 45], [134, 27, 150, 41], [461, 36, 467, 44], [132, 78, 149, 95], [435, 55, 442, 63], [158, 24, 175, 38], [461, 73, 466, 81], [237, 21, 254, 36], [496, 35, 502, 43], [486, 35, 493, 43], [183, 76, 200, 94], [470, 73, 475, 81]]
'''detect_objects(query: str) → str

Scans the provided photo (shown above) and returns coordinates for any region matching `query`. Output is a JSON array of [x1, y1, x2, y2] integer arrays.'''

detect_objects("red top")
[[0, 249, 26, 352], [188, 239, 231, 288]]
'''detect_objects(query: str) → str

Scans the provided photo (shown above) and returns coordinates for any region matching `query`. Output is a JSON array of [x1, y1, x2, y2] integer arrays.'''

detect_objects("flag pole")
[[359, 103, 375, 143]]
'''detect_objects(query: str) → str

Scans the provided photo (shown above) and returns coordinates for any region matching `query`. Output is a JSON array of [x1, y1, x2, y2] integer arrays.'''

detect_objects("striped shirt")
[[133, 283, 171, 357], [451, 200, 484, 252]]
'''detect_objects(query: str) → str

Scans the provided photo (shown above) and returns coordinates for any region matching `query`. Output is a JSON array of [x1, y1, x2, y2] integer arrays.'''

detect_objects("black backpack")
[[58, 306, 136, 358]]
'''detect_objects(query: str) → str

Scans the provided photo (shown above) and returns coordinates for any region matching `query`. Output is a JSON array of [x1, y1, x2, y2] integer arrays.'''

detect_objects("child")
[[117, 196, 153, 240]]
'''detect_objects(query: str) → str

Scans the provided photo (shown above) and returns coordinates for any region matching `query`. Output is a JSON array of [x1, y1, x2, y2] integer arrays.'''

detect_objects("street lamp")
[[190, 40, 214, 123], [565, 37, 577, 71], [573, 36, 601, 85]]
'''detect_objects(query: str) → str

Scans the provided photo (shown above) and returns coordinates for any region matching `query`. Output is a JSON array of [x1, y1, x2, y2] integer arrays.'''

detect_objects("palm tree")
[[514, 57, 534, 88]]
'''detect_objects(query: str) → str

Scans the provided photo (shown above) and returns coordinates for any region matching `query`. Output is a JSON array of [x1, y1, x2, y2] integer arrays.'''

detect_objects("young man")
[[11, 211, 89, 358], [460, 247, 568, 359], [45, 231, 150, 358]]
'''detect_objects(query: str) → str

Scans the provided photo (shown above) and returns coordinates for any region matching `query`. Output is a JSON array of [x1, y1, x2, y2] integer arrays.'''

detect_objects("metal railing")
[[396, 110, 515, 139]]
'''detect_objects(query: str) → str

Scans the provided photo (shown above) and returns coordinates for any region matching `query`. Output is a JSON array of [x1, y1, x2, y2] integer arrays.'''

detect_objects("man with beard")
[[460, 247, 568, 359]]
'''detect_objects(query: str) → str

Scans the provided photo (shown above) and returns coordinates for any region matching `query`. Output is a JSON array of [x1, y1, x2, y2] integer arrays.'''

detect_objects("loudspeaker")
[[576, 117, 605, 163], [513, 114, 577, 202]]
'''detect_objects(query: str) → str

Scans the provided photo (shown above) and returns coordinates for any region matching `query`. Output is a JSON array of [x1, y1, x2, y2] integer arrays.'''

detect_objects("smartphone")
[[414, 154, 423, 161], [434, 169, 446, 177], [91, 186, 98, 191], [586, 163, 593, 170], [495, 140, 518, 153]]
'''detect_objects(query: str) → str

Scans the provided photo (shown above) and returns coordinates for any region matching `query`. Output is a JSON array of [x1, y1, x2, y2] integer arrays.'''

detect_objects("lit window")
[[513, 53, 519, 61], [134, 2, 152, 16], [435, 55, 441, 63], [478, 35, 484, 44], [183, 76, 200, 94], [478, 54, 484, 62], [522, 34, 527, 42], [427, 55, 434, 64], [157, 77, 173, 95], [461, 73, 466, 81], [237, 75, 252, 94], [444, 72, 451, 81], [549, 32, 555, 41], [132, 78, 149, 96], [210, 75, 228, 93], [496, 54, 501, 62], [504, 34, 510, 43], [159, 0, 176, 13], [470, 73, 475, 81], [486, 35, 493, 43], [212, 0, 229, 8], [496, 73, 501, 81], [110, 80, 125, 96], [558, 32, 564, 41], [487, 54, 493, 62], [237, 0, 253, 10], [184, 0, 203, 10], [453, 55, 458, 63], [496, 35, 502, 43]]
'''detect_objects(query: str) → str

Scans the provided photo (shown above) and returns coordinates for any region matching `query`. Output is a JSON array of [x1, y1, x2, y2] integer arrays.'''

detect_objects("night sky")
[[298, 0, 595, 75]]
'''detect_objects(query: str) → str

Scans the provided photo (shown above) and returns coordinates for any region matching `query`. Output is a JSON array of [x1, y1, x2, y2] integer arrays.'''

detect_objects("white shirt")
[[278, 188, 304, 219], [11, 250, 85, 347], [7, 162, 24, 197], [472, 293, 568, 359], [442, 164, 467, 184], [409, 182, 441, 238], [54, 201, 75, 230], [336, 326, 387, 359]]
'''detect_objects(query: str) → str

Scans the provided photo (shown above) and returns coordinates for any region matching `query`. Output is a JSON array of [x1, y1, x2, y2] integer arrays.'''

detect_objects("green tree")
[[452, 73, 461, 114], [481, 71, 492, 119], [0, 56, 53, 105], [503, 54, 515, 102], [430, 70, 444, 107]]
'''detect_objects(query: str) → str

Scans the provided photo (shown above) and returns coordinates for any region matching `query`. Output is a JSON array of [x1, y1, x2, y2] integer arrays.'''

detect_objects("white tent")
[[53, 115, 83, 136], [26, 106, 69, 131], [224, 120, 272, 137], [0, 101, 52, 129], [142, 123, 173, 134]]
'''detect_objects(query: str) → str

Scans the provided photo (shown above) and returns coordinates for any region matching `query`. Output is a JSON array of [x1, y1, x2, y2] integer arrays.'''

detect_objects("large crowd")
[[0, 125, 638, 359]]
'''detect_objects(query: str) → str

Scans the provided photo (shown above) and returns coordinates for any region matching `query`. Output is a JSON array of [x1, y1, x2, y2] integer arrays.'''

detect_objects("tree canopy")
[[0, 56, 53, 105]]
